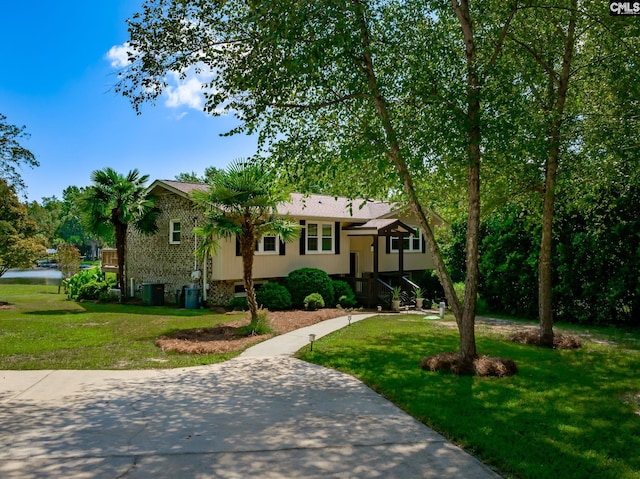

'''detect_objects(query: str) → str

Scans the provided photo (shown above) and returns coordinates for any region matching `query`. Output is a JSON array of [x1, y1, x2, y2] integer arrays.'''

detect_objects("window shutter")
[[299, 220, 306, 255], [385, 236, 391, 254], [334, 221, 340, 254], [421, 231, 426, 253], [235, 236, 241, 256], [279, 239, 286, 256]]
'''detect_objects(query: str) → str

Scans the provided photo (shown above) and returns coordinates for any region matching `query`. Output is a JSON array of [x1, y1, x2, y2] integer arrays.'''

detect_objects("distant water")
[[0, 269, 63, 285]]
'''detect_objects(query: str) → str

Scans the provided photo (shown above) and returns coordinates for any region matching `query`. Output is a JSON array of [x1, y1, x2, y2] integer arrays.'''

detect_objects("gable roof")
[[148, 180, 400, 221], [148, 179, 209, 198], [343, 219, 416, 236]]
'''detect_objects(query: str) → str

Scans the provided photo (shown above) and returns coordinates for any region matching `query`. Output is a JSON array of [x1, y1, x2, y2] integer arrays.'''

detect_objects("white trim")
[[169, 219, 182, 244], [390, 228, 423, 253], [306, 222, 334, 254], [255, 235, 280, 255]]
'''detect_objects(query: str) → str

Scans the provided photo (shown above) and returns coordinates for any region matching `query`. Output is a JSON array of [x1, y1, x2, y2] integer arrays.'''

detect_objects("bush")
[[285, 268, 334, 308], [419, 270, 446, 304], [77, 279, 111, 301], [332, 280, 357, 307], [227, 296, 249, 311], [304, 293, 325, 310], [256, 282, 292, 310], [64, 268, 113, 300]]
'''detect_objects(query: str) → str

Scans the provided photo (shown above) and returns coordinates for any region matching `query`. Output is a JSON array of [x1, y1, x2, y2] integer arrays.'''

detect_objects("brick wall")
[[125, 193, 233, 305]]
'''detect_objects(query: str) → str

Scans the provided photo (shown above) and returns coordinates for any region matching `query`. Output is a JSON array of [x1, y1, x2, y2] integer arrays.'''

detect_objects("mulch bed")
[[420, 352, 519, 377], [155, 308, 347, 354], [509, 330, 583, 349]]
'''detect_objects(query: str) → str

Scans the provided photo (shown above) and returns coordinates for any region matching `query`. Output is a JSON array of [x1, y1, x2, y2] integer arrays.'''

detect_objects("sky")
[[0, 1, 258, 202]]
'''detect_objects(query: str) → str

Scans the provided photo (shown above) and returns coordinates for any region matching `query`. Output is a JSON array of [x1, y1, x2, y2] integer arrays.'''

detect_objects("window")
[[390, 228, 422, 252], [307, 223, 333, 253], [255, 235, 279, 254], [169, 220, 181, 244]]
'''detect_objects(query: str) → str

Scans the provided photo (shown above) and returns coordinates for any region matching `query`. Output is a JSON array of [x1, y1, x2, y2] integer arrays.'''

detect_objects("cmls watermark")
[[610, 1, 640, 15]]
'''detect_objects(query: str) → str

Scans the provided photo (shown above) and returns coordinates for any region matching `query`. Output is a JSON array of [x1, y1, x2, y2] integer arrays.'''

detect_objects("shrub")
[[77, 279, 111, 300], [64, 268, 113, 300], [332, 280, 356, 307], [419, 270, 446, 304], [285, 268, 334, 308], [235, 309, 273, 336], [256, 282, 292, 310], [453, 282, 465, 305], [227, 296, 249, 311], [304, 293, 325, 310]]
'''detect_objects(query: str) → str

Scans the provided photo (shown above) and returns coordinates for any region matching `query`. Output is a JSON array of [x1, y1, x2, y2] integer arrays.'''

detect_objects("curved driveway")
[[0, 314, 501, 478]]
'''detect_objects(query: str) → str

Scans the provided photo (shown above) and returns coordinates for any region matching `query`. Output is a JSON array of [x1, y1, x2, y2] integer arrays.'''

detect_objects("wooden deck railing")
[[101, 248, 118, 274]]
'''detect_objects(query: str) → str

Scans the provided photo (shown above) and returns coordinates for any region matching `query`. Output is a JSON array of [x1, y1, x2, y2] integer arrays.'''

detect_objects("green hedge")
[[285, 268, 334, 308]]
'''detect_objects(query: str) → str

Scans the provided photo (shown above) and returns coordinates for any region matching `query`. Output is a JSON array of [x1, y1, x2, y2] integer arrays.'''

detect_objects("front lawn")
[[297, 315, 640, 479], [0, 284, 243, 369]]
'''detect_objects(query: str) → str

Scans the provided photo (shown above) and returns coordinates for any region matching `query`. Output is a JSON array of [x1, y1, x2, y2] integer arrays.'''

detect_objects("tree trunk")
[[454, 0, 481, 371], [240, 222, 259, 327], [538, 0, 576, 347], [115, 223, 127, 304]]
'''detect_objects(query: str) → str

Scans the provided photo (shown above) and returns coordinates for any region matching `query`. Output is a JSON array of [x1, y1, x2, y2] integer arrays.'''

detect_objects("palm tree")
[[191, 161, 298, 329], [82, 168, 159, 301]]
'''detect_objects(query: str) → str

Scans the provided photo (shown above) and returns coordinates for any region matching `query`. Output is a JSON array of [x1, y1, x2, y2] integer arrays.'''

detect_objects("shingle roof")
[[148, 180, 399, 220], [279, 193, 396, 220]]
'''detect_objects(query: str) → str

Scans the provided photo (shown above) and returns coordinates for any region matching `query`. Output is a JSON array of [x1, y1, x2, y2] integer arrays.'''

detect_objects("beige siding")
[[210, 219, 350, 281]]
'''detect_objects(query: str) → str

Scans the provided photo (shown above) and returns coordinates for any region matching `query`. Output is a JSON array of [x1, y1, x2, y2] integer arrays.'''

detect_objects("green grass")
[[0, 284, 245, 369], [297, 315, 640, 479]]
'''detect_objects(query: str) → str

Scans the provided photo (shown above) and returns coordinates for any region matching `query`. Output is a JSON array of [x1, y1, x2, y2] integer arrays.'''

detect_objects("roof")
[[279, 193, 396, 220], [343, 219, 416, 236], [148, 180, 209, 198], [148, 180, 400, 221]]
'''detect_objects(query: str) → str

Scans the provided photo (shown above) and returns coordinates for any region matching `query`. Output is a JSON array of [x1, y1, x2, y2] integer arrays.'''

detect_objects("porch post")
[[398, 233, 405, 280], [373, 235, 379, 279]]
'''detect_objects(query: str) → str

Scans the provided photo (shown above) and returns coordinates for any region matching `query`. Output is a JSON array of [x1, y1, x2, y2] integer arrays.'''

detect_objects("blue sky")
[[0, 1, 257, 202]]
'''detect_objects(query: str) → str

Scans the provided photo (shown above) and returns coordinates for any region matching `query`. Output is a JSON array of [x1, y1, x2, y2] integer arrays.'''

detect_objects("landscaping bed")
[[155, 308, 346, 354]]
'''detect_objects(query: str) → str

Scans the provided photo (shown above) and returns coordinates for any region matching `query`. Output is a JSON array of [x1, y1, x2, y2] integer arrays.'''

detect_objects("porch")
[[343, 219, 424, 310]]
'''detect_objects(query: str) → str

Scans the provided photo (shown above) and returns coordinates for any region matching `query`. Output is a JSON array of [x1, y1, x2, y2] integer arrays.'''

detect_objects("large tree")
[[191, 161, 298, 329], [0, 179, 46, 277], [495, 1, 640, 345], [117, 0, 522, 371], [81, 168, 160, 300], [0, 113, 38, 192]]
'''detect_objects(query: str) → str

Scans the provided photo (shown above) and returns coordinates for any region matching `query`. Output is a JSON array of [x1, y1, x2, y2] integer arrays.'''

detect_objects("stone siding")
[[126, 193, 203, 302]]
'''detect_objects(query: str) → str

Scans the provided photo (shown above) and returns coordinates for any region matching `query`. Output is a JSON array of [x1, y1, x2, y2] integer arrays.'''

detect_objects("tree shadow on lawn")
[[301, 327, 640, 479]]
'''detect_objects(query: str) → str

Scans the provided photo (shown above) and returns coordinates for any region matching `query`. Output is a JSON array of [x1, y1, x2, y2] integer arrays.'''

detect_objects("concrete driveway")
[[0, 315, 501, 478]]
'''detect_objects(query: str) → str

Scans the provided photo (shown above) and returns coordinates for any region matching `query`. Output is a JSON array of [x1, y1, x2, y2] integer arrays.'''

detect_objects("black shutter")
[[421, 230, 426, 253], [299, 220, 306, 255], [385, 236, 391, 254], [334, 221, 340, 254], [279, 238, 286, 256], [235, 236, 241, 256]]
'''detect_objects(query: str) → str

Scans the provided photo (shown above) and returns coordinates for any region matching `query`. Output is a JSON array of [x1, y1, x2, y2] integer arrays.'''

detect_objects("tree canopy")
[[0, 179, 46, 277], [81, 168, 159, 296], [0, 113, 38, 192]]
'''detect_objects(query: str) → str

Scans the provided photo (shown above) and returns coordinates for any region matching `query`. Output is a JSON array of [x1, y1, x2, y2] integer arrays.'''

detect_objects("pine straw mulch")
[[155, 308, 346, 354], [509, 330, 583, 349], [420, 352, 519, 377]]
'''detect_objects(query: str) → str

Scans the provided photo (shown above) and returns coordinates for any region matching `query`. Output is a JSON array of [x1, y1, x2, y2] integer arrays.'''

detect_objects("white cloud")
[[106, 42, 135, 68], [106, 44, 218, 114], [164, 65, 215, 111]]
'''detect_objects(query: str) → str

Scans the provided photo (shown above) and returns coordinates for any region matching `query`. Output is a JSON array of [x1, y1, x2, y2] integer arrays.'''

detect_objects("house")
[[123, 180, 436, 307]]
